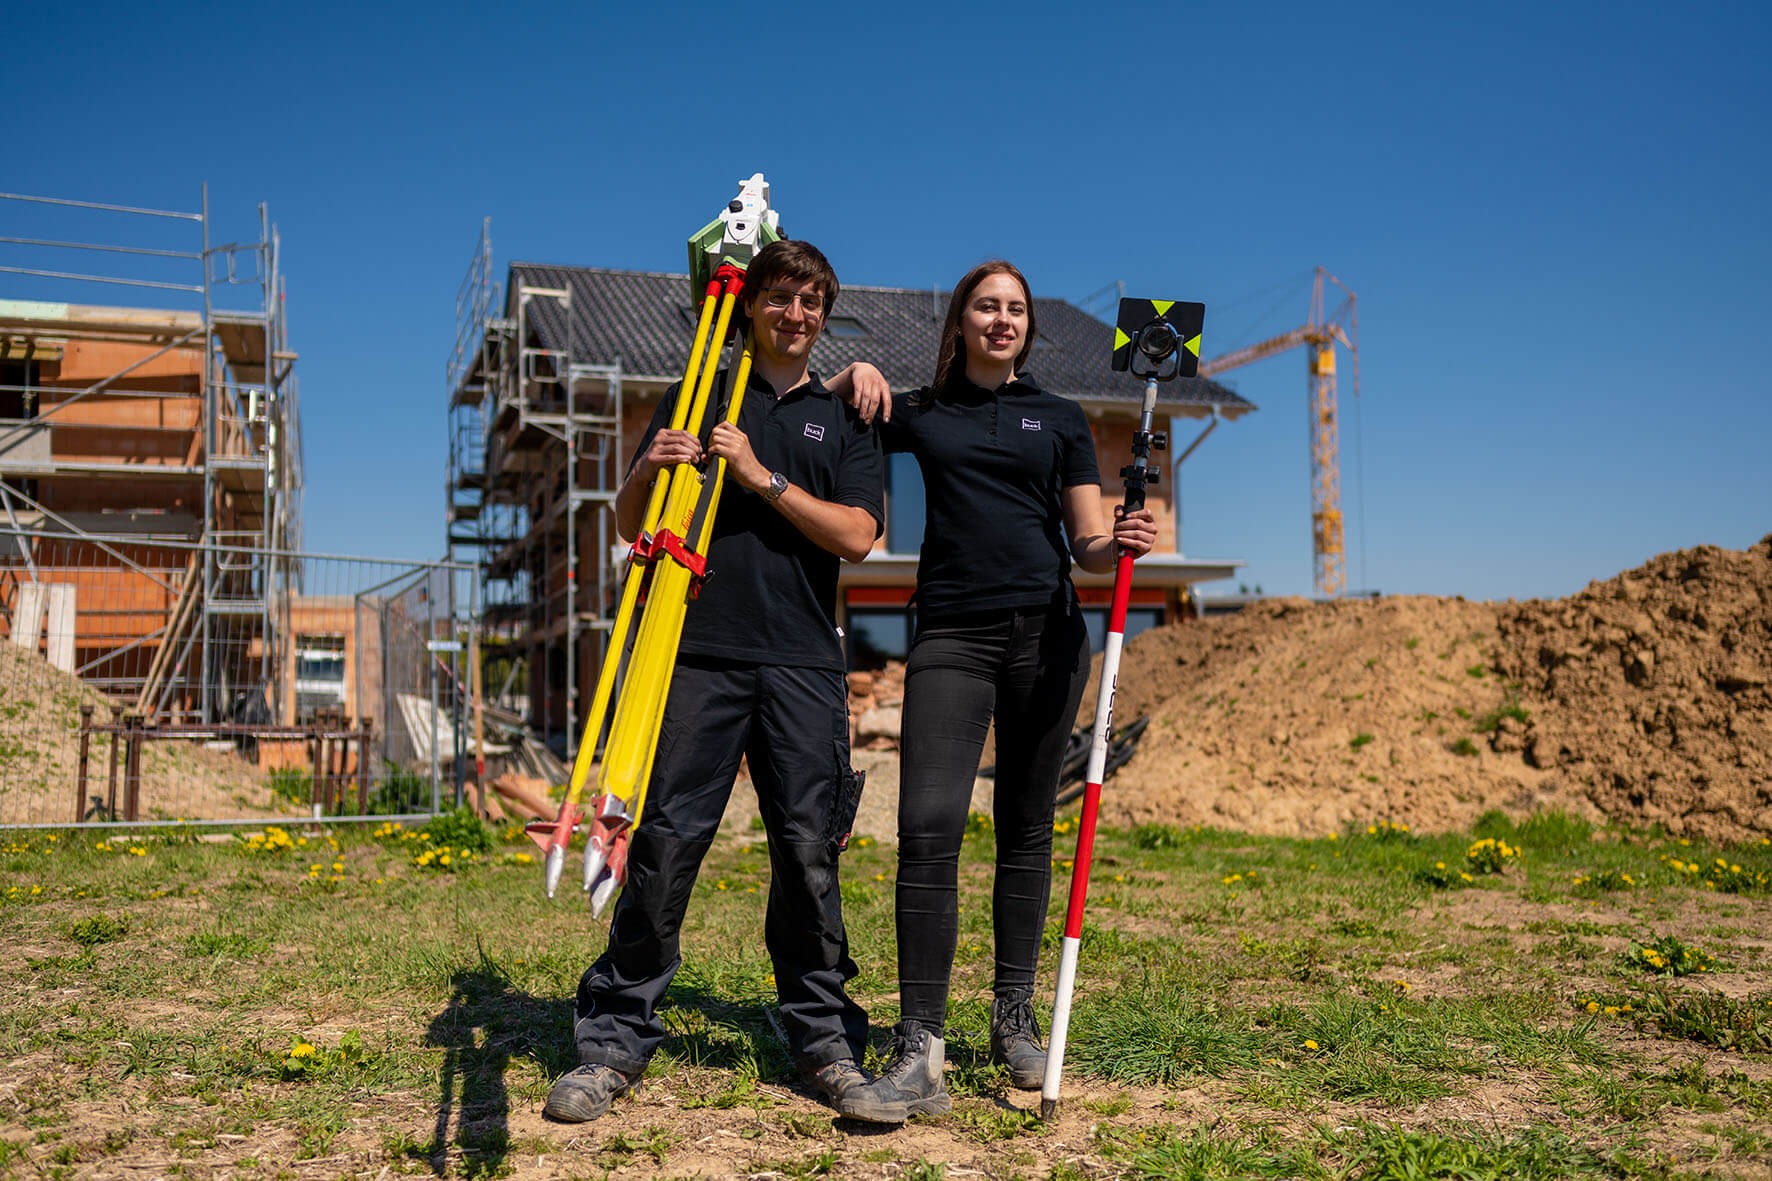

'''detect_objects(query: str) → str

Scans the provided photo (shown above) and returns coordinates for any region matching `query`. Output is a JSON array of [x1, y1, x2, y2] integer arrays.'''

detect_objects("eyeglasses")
[[760, 287, 826, 315]]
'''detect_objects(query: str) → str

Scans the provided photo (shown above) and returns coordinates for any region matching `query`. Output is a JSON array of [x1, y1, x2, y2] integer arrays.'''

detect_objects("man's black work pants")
[[895, 602, 1090, 1032], [573, 657, 867, 1076]]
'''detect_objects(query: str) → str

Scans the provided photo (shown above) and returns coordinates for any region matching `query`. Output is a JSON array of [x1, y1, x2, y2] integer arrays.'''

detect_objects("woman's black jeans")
[[895, 602, 1090, 1032]]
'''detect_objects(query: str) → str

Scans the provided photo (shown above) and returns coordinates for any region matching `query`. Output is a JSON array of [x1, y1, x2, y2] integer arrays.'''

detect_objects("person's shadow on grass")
[[422, 947, 573, 1178]]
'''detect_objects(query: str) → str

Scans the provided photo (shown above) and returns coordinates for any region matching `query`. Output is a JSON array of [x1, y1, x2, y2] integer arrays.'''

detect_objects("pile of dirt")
[[1492, 535, 1772, 840], [0, 641, 291, 825], [1092, 535, 1772, 843]]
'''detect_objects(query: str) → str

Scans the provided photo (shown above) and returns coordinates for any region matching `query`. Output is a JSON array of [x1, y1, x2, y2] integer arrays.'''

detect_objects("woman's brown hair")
[[930, 260, 1038, 392]]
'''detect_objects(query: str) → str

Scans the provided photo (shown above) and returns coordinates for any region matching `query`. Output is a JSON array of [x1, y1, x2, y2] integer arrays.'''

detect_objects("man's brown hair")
[[743, 239, 839, 313]]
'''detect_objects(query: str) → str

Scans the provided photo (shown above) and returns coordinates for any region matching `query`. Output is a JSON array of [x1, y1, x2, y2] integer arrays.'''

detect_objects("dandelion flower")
[[1303, 1039, 1319, 1050], [289, 1042, 317, 1059]]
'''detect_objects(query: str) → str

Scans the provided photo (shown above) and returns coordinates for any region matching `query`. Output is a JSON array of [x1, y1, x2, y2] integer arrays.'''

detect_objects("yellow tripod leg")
[[584, 335, 755, 914], [593, 289, 741, 810], [571, 280, 729, 794], [527, 280, 730, 897]]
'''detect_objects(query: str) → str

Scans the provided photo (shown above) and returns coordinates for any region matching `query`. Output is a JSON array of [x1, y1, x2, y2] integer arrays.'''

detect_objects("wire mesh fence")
[[0, 527, 478, 827]]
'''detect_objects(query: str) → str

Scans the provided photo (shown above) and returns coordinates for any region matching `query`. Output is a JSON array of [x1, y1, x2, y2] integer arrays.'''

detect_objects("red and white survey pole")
[[1042, 299, 1203, 1121]]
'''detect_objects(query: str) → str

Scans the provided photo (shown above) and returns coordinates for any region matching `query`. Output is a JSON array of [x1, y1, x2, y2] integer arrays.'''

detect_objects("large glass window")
[[293, 634, 347, 721], [846, 608, 913, 669], [885, 452, 925, 555]]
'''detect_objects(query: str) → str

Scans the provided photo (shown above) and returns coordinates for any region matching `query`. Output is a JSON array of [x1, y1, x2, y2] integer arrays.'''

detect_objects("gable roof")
[[506, 263, 1255, 419]]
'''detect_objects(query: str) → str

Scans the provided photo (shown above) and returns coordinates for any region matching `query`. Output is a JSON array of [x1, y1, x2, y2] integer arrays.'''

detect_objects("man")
[[544, 239, 884, 1123]]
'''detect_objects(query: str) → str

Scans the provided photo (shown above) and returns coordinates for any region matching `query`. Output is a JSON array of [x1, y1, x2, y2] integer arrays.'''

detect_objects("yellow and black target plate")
[[1111, 298, 1205, 377]]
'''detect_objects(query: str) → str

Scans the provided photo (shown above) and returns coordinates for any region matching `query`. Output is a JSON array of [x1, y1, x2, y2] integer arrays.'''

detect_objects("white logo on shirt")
[[1021, 418, 1042, 431], [803, 423, 826, 442]]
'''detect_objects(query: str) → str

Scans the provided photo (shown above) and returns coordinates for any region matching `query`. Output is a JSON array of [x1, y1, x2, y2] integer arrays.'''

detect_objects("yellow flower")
[[514, 853, 534, 864], [1303, 1039, 1319, 1050], [289, 1042, 317, 1059], [1585, 1001, 1600, 1014]]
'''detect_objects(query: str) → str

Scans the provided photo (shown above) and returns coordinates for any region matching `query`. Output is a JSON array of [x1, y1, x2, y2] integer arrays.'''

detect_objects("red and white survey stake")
[[1041, 373, 1164, 1121]]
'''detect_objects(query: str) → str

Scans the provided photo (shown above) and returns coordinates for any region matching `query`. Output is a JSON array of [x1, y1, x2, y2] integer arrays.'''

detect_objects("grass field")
[[1, 808, 1769, 1179]]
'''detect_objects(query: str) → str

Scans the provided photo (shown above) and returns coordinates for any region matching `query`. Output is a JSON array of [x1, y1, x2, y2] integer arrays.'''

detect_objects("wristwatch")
[[763, 471, 789, 502]]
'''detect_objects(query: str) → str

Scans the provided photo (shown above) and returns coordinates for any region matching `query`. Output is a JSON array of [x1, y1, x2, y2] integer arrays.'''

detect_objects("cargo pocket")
[[829, 765, 866, 853]]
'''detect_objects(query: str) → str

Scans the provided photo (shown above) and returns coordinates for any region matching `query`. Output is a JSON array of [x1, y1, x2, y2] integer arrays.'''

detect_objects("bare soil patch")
[[1084, 535, 1772, 842]]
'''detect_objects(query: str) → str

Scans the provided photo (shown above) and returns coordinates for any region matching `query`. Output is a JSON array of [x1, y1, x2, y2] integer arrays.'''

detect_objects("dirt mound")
[[0, 641, 291, 825], [1091, 535, 1772, 843], [1092, 595, 1555, 837], [1492, 534, 1772, 841]]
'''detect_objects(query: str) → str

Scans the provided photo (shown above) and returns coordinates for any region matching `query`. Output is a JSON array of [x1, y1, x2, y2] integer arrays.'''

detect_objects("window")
[[294, 635, 346, 682], [847, 607, 913, 669], [885, 452, 925, 554], [293, 634, 347, 721], [823, 316, 870, 339], [1080, 607, 1164, 654]]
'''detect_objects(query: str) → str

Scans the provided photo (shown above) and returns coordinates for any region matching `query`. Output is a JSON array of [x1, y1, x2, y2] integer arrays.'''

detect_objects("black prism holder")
[[1108, 297, 1205, 511]]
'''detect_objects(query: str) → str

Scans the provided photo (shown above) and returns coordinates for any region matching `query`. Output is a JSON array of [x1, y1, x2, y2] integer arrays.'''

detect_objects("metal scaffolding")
[[446, 221, 624, 751], [0, 187, 304, 721]]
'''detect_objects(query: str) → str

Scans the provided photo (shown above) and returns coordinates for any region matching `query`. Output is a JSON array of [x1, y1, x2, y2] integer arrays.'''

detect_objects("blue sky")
[[8, 0, 1768, 601]]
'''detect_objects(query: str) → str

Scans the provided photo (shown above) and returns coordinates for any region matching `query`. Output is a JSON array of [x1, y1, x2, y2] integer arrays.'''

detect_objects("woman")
[[832, 261, 1155, 1122]]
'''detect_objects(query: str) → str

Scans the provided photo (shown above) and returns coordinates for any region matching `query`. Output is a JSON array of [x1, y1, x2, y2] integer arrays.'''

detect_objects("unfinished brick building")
[[0, 190, 303, 723]]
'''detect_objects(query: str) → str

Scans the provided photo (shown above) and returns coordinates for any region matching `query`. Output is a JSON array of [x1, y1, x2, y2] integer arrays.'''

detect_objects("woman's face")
[[959, 272, 1030, 371]]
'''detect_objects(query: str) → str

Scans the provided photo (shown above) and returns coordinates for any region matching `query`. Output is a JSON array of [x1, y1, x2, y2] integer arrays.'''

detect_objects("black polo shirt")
[[630, 369, 883, 671], [881, 374, 1099, 619]]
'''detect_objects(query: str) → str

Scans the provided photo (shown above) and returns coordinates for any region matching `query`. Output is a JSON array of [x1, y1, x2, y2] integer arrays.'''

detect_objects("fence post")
[[356, 719, 371, 815], [123, 711, 142, 823], [106, 704, 124, 821], [76, 704, 93, 823], [320, 723, 333, 815]]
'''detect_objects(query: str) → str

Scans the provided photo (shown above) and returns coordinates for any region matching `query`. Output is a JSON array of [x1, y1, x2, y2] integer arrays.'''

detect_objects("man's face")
[[746, 276, 826, 368]]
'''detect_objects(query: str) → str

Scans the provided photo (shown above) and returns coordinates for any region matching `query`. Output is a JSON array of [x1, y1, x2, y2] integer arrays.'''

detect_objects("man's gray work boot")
[[990, 994, 1047, 1089], [542, 1063, 638, 1123], [838, 1021, 950, 1123]]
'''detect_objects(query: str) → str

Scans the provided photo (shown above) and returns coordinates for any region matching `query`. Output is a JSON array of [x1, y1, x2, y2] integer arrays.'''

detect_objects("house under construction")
[[446, 223, 1256, 751], [0, 189, 303, 723]]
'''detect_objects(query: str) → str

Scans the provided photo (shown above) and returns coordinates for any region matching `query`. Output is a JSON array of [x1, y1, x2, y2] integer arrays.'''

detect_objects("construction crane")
[[1198, 266, 1359, 596]]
